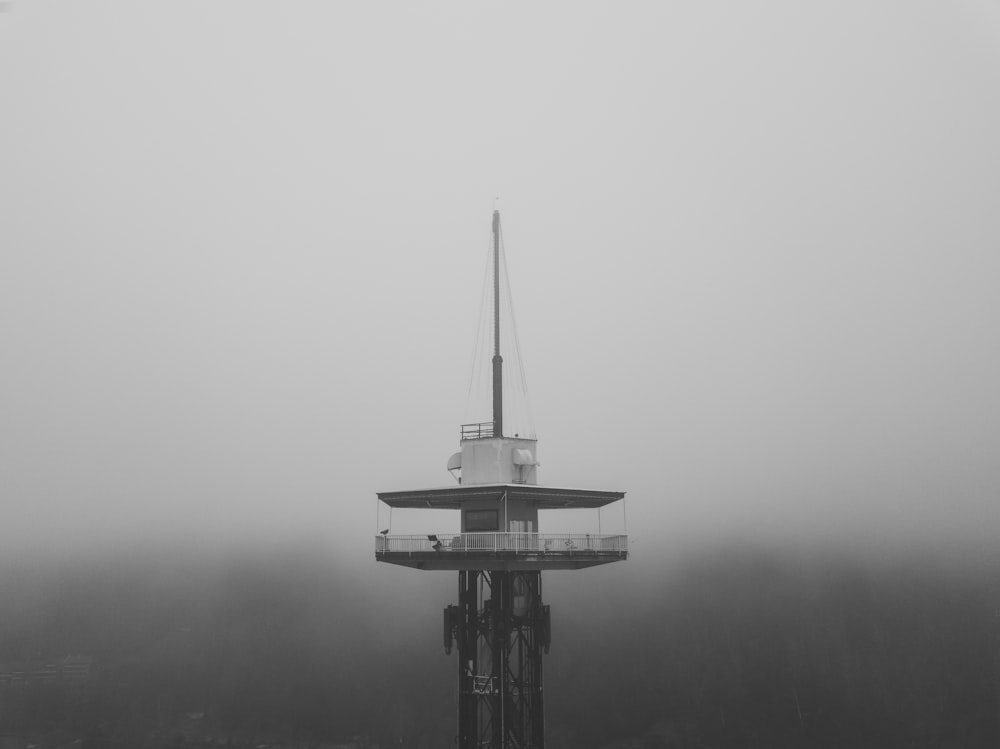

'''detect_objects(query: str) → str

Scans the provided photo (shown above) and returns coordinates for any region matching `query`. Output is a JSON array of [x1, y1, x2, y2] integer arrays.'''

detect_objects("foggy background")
[[2, 2, 1000, 747], [2, 1, 999, 559]]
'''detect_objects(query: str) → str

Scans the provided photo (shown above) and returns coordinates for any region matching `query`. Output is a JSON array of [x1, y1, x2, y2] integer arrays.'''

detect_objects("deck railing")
[[375, 532, 627, 555], [460, 422, 495, 440]]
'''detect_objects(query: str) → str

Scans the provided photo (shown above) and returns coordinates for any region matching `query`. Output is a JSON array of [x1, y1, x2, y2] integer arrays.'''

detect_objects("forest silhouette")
[[0, 543, 996, 748]]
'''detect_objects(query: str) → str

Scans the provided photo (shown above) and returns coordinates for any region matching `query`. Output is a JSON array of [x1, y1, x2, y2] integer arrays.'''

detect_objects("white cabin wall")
[[459, 437, 538, 485]]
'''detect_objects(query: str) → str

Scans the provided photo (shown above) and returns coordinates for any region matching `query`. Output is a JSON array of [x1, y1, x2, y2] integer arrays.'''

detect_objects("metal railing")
[[375, 532, 628, 555], [460, 422, 495, 440]]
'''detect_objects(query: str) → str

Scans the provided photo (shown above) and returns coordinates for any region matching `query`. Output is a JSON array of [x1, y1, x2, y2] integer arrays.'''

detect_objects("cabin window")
[[465, 510, 499, 532]]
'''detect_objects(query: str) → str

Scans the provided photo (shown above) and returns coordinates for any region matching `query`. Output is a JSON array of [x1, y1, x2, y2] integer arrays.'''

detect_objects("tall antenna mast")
[[492, 209, 503, 438]]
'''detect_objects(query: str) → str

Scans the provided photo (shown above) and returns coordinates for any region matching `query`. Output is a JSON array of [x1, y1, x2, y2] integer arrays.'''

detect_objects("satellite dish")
[[447, 452, 462, 483]]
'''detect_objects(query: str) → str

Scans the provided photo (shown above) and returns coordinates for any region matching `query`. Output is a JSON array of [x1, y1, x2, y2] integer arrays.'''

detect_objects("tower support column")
[[451, 570, 549, 748]]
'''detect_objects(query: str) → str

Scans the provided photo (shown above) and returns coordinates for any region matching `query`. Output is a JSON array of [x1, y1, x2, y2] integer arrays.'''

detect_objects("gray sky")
[[2, 2, 999, 566]]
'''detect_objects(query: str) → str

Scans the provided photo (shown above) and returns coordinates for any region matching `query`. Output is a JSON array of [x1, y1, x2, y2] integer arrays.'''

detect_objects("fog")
[[2, 1, 999, 560], [2, 2, 1000, 746]]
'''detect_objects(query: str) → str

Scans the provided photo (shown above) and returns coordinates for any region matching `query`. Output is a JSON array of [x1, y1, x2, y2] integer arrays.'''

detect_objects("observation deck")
[[375, 483, 627, 571], [376, 531, 627, 571]]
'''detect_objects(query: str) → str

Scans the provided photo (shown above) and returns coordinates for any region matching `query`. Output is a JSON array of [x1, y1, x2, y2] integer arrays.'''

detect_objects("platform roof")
[[376, 483, 625, 509]]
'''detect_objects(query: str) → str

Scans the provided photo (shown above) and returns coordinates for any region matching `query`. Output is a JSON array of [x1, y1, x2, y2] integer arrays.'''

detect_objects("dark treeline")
[[1, 544, 998, 748], [0, 546, 454, 748], [548, 547, 999, 748]]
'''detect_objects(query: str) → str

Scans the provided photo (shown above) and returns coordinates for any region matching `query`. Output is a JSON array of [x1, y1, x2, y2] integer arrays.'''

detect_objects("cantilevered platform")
[[375, 531, 628, 571], [376, 483, 628, 570], [376, 483, 625, 509]]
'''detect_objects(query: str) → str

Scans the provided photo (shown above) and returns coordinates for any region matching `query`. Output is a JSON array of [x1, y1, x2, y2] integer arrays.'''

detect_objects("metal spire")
[[492, 209, 503, 438]]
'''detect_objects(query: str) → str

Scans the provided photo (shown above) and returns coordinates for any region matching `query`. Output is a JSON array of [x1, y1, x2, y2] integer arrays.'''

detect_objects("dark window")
[[465, 510, 499, 532]]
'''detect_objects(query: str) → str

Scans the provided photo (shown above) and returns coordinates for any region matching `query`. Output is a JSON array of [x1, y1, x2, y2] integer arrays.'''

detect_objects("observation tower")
[[375, 210, 627, 749]]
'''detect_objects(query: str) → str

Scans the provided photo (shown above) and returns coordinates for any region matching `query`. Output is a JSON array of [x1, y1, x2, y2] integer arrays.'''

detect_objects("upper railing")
[[460, 422, 495, 441], [376, 532, 628, 555]]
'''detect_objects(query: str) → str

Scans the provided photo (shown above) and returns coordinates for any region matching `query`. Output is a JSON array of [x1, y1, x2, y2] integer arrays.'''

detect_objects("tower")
[[375, 210, 627, 749]]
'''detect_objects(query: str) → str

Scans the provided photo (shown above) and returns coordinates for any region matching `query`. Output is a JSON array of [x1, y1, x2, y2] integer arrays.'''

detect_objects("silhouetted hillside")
[[548, 547, 999, 748], [1, 544, 998, 748]]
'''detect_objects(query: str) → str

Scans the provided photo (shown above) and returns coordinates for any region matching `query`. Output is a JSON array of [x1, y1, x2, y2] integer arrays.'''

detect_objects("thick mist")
[[2, 2, 999, 558]]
